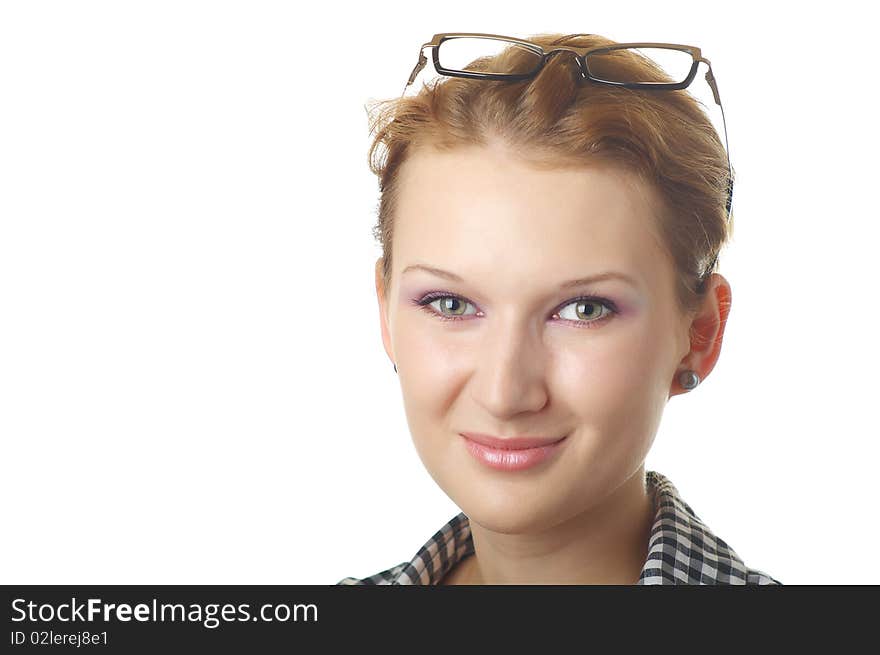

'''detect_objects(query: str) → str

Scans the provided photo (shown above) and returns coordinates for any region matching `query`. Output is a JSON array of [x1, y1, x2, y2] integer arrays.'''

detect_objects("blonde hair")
[[367, 32, 733, 318]]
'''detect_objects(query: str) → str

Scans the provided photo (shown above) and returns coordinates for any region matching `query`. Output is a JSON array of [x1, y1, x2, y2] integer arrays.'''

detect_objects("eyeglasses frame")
[[402, 32, 733, 281]]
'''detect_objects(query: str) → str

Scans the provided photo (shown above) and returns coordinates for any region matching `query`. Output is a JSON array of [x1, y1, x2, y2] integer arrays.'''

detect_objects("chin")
[[451, 486, 571, 535]]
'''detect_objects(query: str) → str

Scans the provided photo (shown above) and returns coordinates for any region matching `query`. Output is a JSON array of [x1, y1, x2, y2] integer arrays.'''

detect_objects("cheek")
[[558, 318, 672, 422], [396, 321, 463, 396], [552, 326, 671, 493], [392, 317, 463, 447]]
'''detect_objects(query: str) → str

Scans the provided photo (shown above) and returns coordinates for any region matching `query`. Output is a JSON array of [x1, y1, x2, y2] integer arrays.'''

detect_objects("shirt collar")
[[380, 470, 778, 585]]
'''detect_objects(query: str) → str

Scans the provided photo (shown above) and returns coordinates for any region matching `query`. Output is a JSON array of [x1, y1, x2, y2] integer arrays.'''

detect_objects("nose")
[[469, 323, 550, 418]]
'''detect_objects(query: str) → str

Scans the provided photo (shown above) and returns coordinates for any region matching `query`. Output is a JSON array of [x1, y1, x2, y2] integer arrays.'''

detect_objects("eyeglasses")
[[402, 33, 733, 278]]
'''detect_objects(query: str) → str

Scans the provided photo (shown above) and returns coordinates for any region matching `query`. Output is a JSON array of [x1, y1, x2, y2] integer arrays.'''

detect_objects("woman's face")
[[375, 140, 718, 535]]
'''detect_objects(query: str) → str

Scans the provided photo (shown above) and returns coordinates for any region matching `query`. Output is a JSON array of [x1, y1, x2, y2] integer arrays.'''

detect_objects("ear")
[[669, 273, 732, 397], [375, 257, 395, 366]]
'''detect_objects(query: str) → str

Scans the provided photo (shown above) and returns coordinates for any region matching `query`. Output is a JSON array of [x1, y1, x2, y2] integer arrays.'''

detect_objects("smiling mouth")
[[460, 433, 568, 471], [459, 432, 567, 450]]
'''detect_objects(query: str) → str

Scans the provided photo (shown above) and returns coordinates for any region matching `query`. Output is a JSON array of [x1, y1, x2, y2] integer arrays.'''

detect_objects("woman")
[[338, 32, 781, 585]]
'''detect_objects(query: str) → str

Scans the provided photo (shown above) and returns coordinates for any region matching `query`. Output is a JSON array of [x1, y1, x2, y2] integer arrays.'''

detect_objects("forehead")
[[394, 143, 672, 283]]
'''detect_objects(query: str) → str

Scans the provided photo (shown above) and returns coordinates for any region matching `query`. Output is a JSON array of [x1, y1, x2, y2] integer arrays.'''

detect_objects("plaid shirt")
[[337, 470, 781, 585]]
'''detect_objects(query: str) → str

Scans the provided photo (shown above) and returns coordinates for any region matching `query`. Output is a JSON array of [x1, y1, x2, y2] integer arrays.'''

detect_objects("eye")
[[417, 294, 478, 320], [556, 298, 614, 325], [413, 292, 618, 328]]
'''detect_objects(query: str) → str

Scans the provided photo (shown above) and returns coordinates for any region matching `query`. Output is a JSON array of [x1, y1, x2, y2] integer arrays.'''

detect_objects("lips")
[[460, 432, 568, 471], [459, 432, 567, 450]]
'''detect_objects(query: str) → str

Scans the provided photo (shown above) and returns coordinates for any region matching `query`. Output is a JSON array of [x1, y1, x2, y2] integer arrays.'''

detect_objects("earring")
[[393, 363, 397, 374], [679, 370, 700, 390]]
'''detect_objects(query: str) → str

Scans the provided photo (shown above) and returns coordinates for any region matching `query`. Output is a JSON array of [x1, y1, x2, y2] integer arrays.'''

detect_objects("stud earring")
[[679, 370, 700, 390]]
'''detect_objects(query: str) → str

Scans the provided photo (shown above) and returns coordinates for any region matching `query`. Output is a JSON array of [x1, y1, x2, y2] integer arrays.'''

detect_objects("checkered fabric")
[[337, 469, 781, 585]]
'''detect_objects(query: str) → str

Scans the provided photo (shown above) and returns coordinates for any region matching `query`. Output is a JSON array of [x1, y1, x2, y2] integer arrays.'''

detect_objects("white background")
[[1, 0, 876, 585]]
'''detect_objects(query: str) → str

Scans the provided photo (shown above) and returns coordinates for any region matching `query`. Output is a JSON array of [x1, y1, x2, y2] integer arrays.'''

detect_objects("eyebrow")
[[402, 264, 639, 290]]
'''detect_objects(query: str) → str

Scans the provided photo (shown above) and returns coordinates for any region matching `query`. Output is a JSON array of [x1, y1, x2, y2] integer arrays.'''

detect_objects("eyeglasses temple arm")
[[700, 61, 733, 281], [700, 60, 733, 209], [402, 49, 429, 97], [712, 79, 733, 219], [704, 65, 722, 106]]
